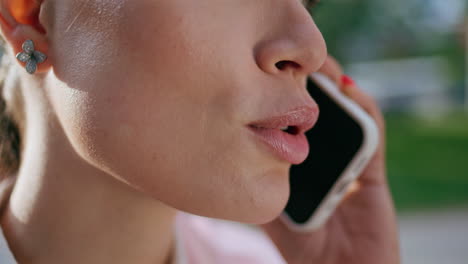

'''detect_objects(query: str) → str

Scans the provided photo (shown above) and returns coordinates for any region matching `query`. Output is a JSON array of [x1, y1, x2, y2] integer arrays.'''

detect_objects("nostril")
[[275, 60, 301, 71]]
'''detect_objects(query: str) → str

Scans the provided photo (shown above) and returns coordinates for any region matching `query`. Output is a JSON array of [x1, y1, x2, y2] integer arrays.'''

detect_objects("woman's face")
[[43, 0, 327, 223]]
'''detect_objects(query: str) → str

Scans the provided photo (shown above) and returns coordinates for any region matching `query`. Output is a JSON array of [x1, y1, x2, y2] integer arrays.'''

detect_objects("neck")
[[0, 68, 178, 264]]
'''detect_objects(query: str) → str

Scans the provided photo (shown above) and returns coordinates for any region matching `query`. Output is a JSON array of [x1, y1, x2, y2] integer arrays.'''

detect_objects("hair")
[[0, 37, 21, 214]]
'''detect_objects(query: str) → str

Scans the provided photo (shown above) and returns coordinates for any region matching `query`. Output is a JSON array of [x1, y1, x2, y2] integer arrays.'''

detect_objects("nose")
[[254, 2, 327, 80]]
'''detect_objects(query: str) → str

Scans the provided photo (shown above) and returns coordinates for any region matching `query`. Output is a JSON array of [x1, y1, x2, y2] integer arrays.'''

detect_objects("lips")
[[247, 106, 319, 164]]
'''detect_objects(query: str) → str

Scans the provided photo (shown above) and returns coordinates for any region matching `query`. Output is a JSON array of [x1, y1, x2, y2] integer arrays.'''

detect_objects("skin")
[[0, 0, 399, 263]]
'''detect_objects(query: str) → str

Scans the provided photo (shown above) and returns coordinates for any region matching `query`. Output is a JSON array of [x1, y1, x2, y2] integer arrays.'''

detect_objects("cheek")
[[47, 0, 291, 223], [50, 83, 290, 223]]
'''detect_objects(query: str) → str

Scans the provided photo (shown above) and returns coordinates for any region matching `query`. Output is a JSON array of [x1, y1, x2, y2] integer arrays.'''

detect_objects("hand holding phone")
[[261, 70, 399, 264], [280, 72, 379, 232]]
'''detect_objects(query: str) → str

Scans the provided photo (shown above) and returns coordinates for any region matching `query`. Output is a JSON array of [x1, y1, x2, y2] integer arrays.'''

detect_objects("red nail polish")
[[341, 75, 355, 86]]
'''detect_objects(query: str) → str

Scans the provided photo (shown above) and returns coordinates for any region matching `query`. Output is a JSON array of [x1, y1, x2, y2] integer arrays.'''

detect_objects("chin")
[[179, 166, 291, 225], [237, 175, 291, 225], [251, 195, 290, 225]]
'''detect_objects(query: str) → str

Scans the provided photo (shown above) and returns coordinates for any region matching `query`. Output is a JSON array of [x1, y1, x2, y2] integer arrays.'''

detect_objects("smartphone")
[[280, 72, 379, 232]]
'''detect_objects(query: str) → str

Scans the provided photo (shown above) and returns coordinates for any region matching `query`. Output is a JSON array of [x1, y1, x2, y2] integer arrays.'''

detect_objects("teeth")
[[280, 126, 289, 131]]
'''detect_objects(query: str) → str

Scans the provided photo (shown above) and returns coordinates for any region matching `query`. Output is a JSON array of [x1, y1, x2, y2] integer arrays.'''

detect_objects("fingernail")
[[341, 75, 355, 87]]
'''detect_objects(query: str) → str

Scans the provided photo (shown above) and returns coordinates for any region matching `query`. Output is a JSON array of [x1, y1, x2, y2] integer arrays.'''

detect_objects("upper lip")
[[248, 105, 319, 135]]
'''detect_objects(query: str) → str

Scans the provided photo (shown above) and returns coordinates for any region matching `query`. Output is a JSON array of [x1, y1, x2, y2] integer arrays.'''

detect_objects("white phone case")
[[280, 72, 380, 232]]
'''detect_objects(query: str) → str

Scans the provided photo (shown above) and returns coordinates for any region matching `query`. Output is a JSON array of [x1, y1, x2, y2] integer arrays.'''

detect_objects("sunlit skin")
[[0, 0, 399, 263]]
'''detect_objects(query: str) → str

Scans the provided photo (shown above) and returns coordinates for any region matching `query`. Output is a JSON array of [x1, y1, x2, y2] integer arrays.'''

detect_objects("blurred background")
[[311, 0, 467, 263]]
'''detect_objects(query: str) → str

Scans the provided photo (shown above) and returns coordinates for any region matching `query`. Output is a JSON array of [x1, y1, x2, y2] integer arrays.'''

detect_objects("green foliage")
[[385, 112, 468, 211], [311, 0, 465, 75], [311, 2, 467, 211], [311, 0, 373, 63]]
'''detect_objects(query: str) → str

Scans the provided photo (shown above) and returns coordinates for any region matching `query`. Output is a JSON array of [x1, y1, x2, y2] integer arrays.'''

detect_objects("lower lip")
[[247, 126, 310, 164]]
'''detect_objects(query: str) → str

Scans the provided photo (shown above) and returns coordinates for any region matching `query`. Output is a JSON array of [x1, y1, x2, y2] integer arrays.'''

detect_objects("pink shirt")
[[174, 212, 286, 264], [0, 212, 286, 263]]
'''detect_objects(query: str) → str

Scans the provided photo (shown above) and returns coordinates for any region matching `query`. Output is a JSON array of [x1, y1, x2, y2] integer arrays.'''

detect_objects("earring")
[[16, 39, 47, 74]]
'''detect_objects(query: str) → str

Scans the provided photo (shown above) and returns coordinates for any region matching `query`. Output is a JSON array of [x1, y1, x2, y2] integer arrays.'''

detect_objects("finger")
[[340, 75, 385, 137], [317, 56, 343, 85], [340, 75, 387, 185]]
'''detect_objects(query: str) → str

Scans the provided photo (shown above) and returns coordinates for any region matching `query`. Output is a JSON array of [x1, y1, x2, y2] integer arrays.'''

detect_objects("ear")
[[0, 0, 51, 74]]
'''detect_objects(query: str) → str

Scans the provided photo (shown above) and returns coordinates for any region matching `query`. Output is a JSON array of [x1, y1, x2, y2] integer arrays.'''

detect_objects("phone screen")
[[284, 77, 364, 224]]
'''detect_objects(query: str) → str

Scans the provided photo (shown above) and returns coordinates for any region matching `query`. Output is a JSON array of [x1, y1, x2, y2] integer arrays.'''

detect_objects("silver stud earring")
[[16, 39, 47, 74]]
